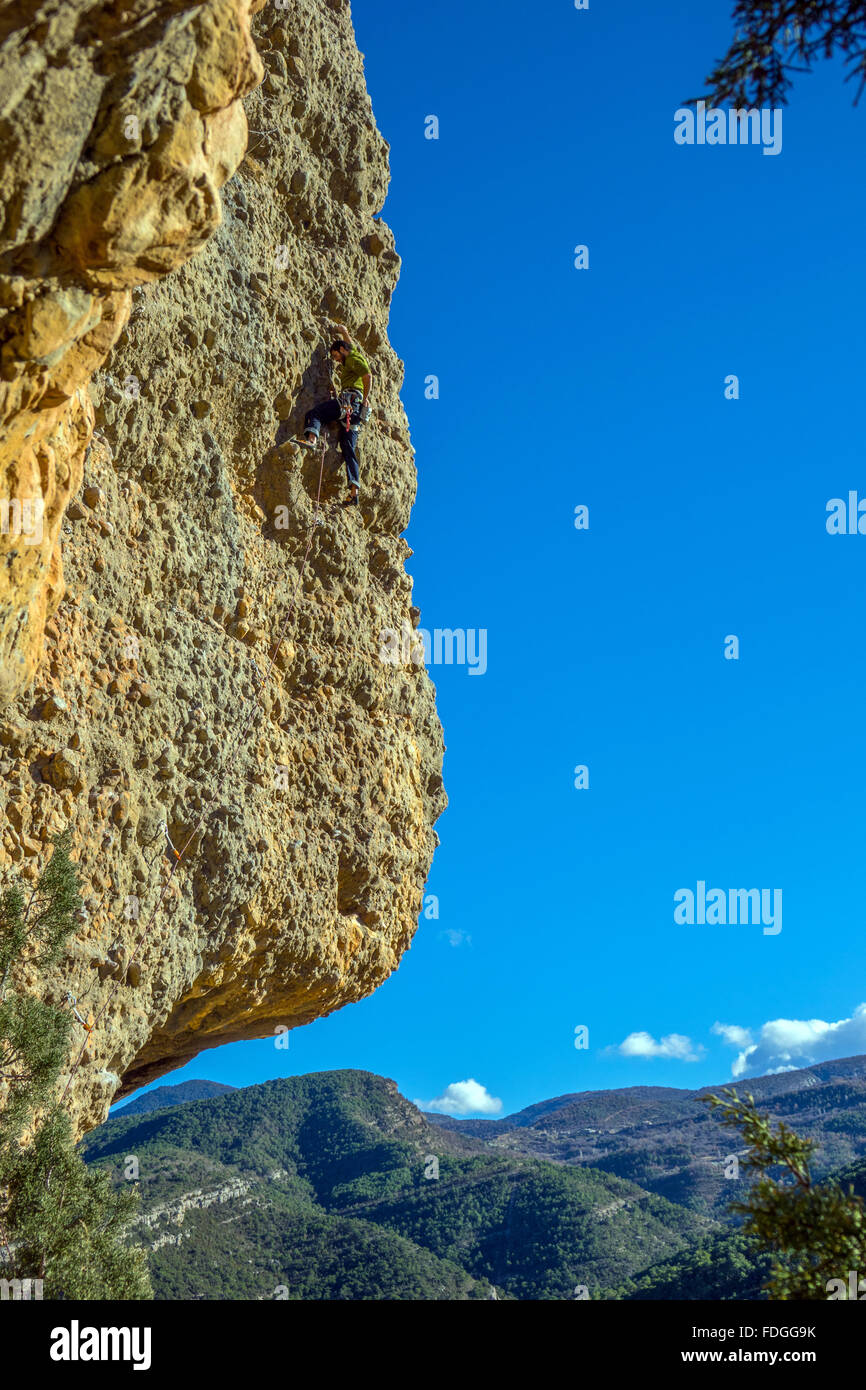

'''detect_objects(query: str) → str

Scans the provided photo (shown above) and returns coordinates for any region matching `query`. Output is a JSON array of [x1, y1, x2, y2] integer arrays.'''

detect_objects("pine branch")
[[697, 0, 866, 107]]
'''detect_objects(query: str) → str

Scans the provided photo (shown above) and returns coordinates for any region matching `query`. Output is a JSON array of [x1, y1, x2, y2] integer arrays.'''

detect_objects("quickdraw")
[[66, 992, 94, 1037]]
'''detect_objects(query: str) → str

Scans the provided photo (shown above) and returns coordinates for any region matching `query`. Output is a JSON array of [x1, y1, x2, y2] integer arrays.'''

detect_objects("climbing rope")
[[59, 439, 328, 1104]]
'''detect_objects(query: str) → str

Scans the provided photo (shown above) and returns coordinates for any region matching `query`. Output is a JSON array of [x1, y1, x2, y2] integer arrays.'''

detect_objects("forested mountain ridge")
[[429, 1056, 866, 1217], [83, 1070, 711, 1300], [90, 1059, 866, 1299], [114, 1080, 237, 1117]]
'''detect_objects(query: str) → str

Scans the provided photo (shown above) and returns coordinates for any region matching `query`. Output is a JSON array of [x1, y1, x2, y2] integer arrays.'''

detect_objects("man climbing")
[[295, 325, 373, 506]]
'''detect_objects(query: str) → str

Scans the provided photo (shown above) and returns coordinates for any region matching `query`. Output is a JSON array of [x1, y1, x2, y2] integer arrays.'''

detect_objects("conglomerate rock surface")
[[0, 0, 445, 1135]]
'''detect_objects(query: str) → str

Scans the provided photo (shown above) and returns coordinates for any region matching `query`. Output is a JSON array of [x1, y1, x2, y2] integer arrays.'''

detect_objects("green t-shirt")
[[340, 347, 371, 395]]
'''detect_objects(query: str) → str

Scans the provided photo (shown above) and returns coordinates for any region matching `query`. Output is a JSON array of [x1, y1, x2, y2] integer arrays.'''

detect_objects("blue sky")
[[121, 0, 866, 1117]]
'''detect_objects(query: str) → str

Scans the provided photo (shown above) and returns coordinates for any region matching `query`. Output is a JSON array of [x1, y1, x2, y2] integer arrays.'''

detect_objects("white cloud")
[[714, 1004, 866, 1077], [615, 1031, 704, 1062], [711, 1022, 754, 1049], [416, 1079, 502, 1116], [440, 929, 472, 948]]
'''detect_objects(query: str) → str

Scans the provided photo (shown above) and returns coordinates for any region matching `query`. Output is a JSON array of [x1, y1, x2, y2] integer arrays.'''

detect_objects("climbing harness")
[[59, 439, 329, 1106], [339, 388, 363, 434]]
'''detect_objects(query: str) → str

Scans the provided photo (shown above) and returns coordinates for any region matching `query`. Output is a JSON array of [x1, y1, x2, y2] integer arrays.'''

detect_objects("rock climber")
[[295, 325, 372, 506]]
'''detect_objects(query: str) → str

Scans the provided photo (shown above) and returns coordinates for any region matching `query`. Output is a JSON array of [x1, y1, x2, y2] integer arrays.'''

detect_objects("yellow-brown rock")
[[0, 0, 445, 1136], [0, 0, 264, 703]]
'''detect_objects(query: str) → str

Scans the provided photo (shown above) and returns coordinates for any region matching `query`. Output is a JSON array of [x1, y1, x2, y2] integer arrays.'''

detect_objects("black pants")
[[304, 395, 361, 489]]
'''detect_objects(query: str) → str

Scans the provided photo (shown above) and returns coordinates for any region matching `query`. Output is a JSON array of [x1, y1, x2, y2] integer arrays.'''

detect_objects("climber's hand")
[[360, 404, 372, 425]]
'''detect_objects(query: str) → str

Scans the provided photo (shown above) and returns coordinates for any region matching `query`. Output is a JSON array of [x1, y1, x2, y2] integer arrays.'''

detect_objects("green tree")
[[706, 1088, 866, 1300], [699, 1, 866, 107], [0, 831, 151, 1299]]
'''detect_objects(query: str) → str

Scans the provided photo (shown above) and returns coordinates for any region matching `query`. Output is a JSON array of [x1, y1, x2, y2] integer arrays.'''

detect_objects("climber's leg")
[[296, 398, 341, 448], [338, 423, 360, 504]]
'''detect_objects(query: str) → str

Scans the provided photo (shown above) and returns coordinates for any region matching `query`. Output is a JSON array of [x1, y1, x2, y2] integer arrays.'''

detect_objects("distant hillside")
[[82, 1070, 710, 1301], [427, 1056, 866, 1218], [608, 1231, 771, 1302], [113, 1080, 237, 1117], [84, 1060, 866, 1299]]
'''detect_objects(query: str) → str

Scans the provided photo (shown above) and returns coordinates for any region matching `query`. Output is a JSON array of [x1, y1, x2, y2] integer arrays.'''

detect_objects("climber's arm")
[[361, 371, 373, 404], [334, 323, 352, 346]]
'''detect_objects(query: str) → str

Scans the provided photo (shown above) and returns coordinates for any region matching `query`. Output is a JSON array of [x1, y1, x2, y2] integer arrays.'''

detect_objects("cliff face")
[[0, 0, 265, 703], [0, 0, 445, 1134]]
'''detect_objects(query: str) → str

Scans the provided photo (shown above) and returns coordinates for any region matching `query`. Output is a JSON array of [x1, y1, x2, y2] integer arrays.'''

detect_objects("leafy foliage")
[[153, 1201, 492, 1301], [607, 1230, 771, 1301]]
